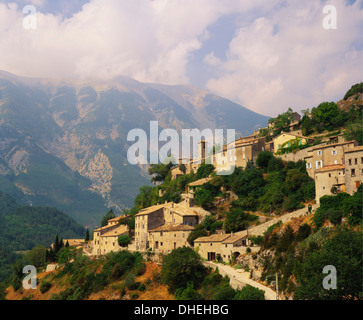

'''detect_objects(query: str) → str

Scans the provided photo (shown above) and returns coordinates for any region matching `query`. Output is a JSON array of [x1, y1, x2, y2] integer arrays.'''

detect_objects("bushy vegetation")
[[313, 185, 362, 228], [259, 83, 363, 145], [343, 82, 363, 100], [161, 247, 265, 300], [49, 250, 145, 300], [260, 217, 362, 300]]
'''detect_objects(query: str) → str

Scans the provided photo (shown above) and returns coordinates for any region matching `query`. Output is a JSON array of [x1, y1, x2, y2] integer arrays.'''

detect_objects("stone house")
[[194, 231, 249, 263], [92, 215, 130, 256], [344, 145, 363, 194], [134, 204, 166, 251], [148, 224, 195, 253], [134, 202, 199, 251], [304, 141, 362, 203]]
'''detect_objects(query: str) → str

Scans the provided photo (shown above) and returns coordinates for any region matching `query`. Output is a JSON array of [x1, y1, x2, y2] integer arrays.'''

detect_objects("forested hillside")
[[0, 192, 85, 283]]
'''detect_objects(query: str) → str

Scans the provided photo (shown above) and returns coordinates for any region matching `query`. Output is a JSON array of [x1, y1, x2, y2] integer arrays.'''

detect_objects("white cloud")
[[205, 0, 363, 116], [0, 0, 361, 116]]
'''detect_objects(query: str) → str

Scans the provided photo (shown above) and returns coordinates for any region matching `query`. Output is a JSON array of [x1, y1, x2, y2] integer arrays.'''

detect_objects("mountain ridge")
[[0, 70, 270, 226]]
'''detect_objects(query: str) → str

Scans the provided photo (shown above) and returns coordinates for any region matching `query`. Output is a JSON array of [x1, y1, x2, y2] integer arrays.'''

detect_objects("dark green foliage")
[[311, 102, 341, 131], [342, 184, 362, 225], [294, 227, 362, 300], [314, 188, 362, 229], [187, 224, 208, 246], [101, 209, 116, 227], [234, 284, 265, 300], [196, 163, 215, 179], [224, 208, 250, 233], [256, 151, 274, 170], [118, 235, 131, 247], [296, 224, 311, 242], [194, 188, 215, 209], [0, 193, 85, 283], [200, 268, 236, 300], [344, 82, 363, 100], [175, 282, 202, 300], [148, 163, 173, 184], [161, 247, 207, 293], [40, 281, 52, 294]]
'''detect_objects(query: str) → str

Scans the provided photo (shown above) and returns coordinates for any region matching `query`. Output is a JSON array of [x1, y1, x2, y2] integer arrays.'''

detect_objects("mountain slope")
[[0, 71, 269, 226]]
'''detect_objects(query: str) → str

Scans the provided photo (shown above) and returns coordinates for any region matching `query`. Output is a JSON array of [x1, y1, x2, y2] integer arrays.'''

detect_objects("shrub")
[[161, 247, 206, 292], [234, 285, 265, 300], [118, 235, 131, 247], [123, 272, 136, 290], [40, 281, 52, 294]]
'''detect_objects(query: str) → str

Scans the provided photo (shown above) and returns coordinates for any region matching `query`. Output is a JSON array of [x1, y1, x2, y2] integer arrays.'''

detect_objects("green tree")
[[294, 227, 362, 300], [85, 228, 90, 242], [101, 209, 116, 227], [118, 235, 131, 247], [175, 281, 202, 300], [311, 102, 341, 130], [195, 188, 215, 209], [187, 224, 208, 246], [148, 163, 173, 184], [25, 245, 47, 268], [343, 82, 363, 100], [234, 284, 265, 300], [256, 151, 274, 170], [161, 247, 207, 292], [196, 163, 215, 179]]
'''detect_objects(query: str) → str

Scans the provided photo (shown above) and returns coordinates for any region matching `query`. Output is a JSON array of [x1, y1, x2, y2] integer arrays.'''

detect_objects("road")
[[203, 261, 278, 300]]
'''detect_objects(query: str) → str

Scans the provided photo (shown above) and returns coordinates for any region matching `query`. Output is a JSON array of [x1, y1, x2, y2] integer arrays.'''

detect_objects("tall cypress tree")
[[54, 235, 60, 253], [85, 228, 90, 242]]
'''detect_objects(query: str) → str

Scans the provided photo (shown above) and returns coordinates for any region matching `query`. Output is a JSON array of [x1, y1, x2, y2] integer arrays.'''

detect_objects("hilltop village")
[[84, 94, 363, 263]]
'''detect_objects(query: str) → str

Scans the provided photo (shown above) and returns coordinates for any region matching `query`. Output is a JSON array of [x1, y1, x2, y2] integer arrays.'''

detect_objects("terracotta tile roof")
[[316, 164, 345, 173], [194, 234, 231, 243], [148, 224, 195, 233]]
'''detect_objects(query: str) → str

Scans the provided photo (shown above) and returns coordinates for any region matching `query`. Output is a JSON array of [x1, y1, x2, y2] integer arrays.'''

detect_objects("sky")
[[0, 0, 362, 117]]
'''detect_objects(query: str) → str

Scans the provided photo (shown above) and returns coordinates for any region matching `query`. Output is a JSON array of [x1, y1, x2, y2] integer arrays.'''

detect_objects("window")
[[332, 150, 337, 155], [334, 160, 338, 164], [160, 232, 163, 236], [317, 150, 322, 156], [210, 243, 213, 246], [323, 186, 325, 190], [316, 160, 323, 169], [349, 159, 352, 165], [351, 169, 356, 177], [329, 173, 331, 177], [355, 158, 358, 165], [361, 157, 363, 164]]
